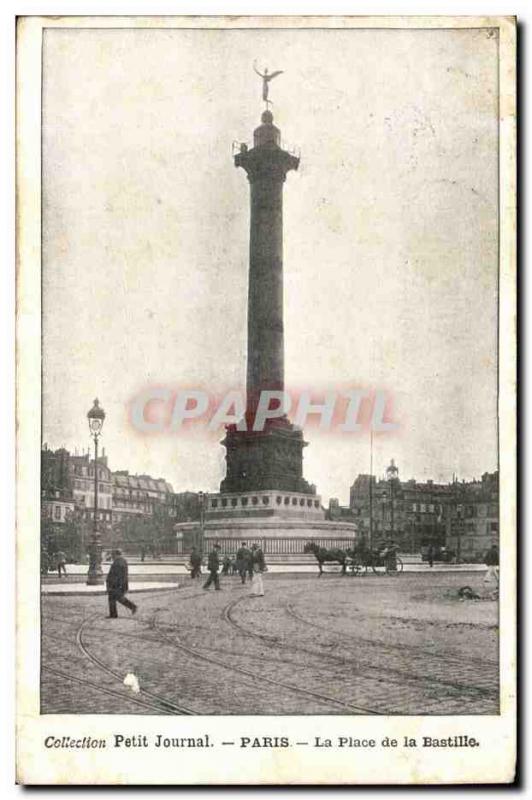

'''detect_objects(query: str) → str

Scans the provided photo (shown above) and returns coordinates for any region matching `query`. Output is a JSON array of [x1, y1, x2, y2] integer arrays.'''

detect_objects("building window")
[[307, 499, 312, 507], [54, 506, 61, 520], [314, 501, 320, 509], [242, 497, 249, 506], [221, 499, 227, 508], [262, 496, 269, 505], [252, 496, 258, 505], [284, 497, 290, 505], [211, 500, 218, 508], [231, 498, 237, 507], [291, 498, 298, 506], [299, 498, 305, 506], [276, 496, 282, 505]]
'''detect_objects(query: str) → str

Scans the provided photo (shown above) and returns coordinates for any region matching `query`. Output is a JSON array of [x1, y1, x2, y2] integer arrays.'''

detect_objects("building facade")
[[41, 446, 179, 553], [111, 471, 173, 523], [445, 472, 499, 562], [347, 460, 499, 560], [70, 452, 113, 524]]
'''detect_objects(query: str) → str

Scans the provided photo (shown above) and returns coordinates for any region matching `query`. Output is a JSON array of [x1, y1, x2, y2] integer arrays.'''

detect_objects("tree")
[[40, 506, 90, 569]]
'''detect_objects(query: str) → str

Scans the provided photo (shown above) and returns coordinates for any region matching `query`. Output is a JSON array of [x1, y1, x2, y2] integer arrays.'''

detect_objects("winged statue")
[[253, 62, 284, 105]]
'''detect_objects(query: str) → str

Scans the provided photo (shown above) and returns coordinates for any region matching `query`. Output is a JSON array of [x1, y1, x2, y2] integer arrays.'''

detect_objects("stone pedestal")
[[221, 418, 313, 494], [174, 490, 358, 559]]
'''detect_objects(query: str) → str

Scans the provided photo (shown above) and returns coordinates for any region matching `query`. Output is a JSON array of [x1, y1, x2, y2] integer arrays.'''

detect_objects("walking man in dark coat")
[[203, 544, 221, 590], [236, 542, 252, 584], [106, 549, 137, 618]]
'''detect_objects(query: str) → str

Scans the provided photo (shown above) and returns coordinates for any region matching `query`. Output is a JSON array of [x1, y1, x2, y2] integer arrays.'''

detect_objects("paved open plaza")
[[41, 570, 498, 716]]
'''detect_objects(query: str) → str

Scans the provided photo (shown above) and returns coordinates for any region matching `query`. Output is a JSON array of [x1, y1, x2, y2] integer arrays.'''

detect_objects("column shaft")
[[247, 178, 284, 412]]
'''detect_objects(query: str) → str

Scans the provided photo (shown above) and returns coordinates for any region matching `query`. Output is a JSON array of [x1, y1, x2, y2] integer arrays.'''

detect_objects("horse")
[[304, 542, 348, 576]]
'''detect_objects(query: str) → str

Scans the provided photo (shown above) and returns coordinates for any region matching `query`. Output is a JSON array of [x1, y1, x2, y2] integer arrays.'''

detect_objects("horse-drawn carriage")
[[304, 541, 404, 576]]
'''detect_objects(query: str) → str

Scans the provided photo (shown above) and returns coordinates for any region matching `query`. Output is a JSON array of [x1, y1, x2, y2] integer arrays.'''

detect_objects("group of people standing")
[[189, 541, 267, 596]]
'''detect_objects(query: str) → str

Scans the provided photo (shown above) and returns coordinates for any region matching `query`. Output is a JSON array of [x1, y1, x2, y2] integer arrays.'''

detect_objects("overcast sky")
[[42, 26, 498, 503]]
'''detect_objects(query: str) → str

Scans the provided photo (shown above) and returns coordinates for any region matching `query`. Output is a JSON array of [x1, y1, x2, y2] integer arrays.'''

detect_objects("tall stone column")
[[220, 110, 313, 496], [237, 110, 299, 412]]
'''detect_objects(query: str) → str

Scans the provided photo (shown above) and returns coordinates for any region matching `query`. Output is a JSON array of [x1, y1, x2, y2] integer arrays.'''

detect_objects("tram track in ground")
[[42, 665, 178, 715], [76, 614, 197, 715], [222, 595, 497, 703], [284, 601, 499, 669], [42, 583, 246, 716], [42, 576, 497, 715], [49, 584, 248, 715], [151, 606, 379, 715]]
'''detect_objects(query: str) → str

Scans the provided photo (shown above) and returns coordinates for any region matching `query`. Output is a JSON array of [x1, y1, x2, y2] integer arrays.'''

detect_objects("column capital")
[[235, 145, 299, 184]]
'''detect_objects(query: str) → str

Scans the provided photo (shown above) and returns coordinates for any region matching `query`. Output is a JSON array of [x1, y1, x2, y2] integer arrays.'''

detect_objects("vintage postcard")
[[16, 15, 516, 784]]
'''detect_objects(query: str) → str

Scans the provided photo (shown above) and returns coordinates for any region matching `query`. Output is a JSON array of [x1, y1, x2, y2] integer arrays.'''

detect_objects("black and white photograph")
[[15, 14, 516, 785]]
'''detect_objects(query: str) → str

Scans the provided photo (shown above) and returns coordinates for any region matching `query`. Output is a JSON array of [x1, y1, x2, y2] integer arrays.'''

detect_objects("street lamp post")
[[87, 398, 106, 585], [456, 503, 463, 564], [198, 491, 207, 552], [368, 430, 373, 552]]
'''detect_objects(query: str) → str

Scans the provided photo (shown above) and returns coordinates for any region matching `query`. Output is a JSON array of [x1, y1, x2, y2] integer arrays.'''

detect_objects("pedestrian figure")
[[203, 544, 221, 590], [249, 544, 266, 596], [253, 543, 266, 572], [427, 542, 435, 568], [189, 547, 202, 579], [484, 544, 499, 585], [236, 542, 252, 584], [140, 544, 146, 563], [106, 549, 137, 618], [382, 540, 399, 574], [246, 547, 255, 582], [41, 548, 50, 576], [56, 550, 67, 578], [221, 554, 231, 575]]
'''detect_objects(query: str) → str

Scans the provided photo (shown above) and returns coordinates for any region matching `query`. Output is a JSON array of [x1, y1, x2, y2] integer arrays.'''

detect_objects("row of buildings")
[[41, 444, 498, 561], [41, 445, 201, 555], [328, 460, 499, 562]]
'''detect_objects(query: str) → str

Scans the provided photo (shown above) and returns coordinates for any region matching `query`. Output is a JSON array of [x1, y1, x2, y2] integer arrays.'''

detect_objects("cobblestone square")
[[41, 571, 498, 716]]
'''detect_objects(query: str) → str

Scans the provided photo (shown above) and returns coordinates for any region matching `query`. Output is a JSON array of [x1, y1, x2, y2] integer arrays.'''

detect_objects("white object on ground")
[[124, 673, 140, 694]]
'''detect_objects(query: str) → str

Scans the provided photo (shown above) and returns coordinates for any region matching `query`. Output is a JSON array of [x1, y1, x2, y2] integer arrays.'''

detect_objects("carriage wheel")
[[345, 558, 360, 576], [384, 557, 403, 576]]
